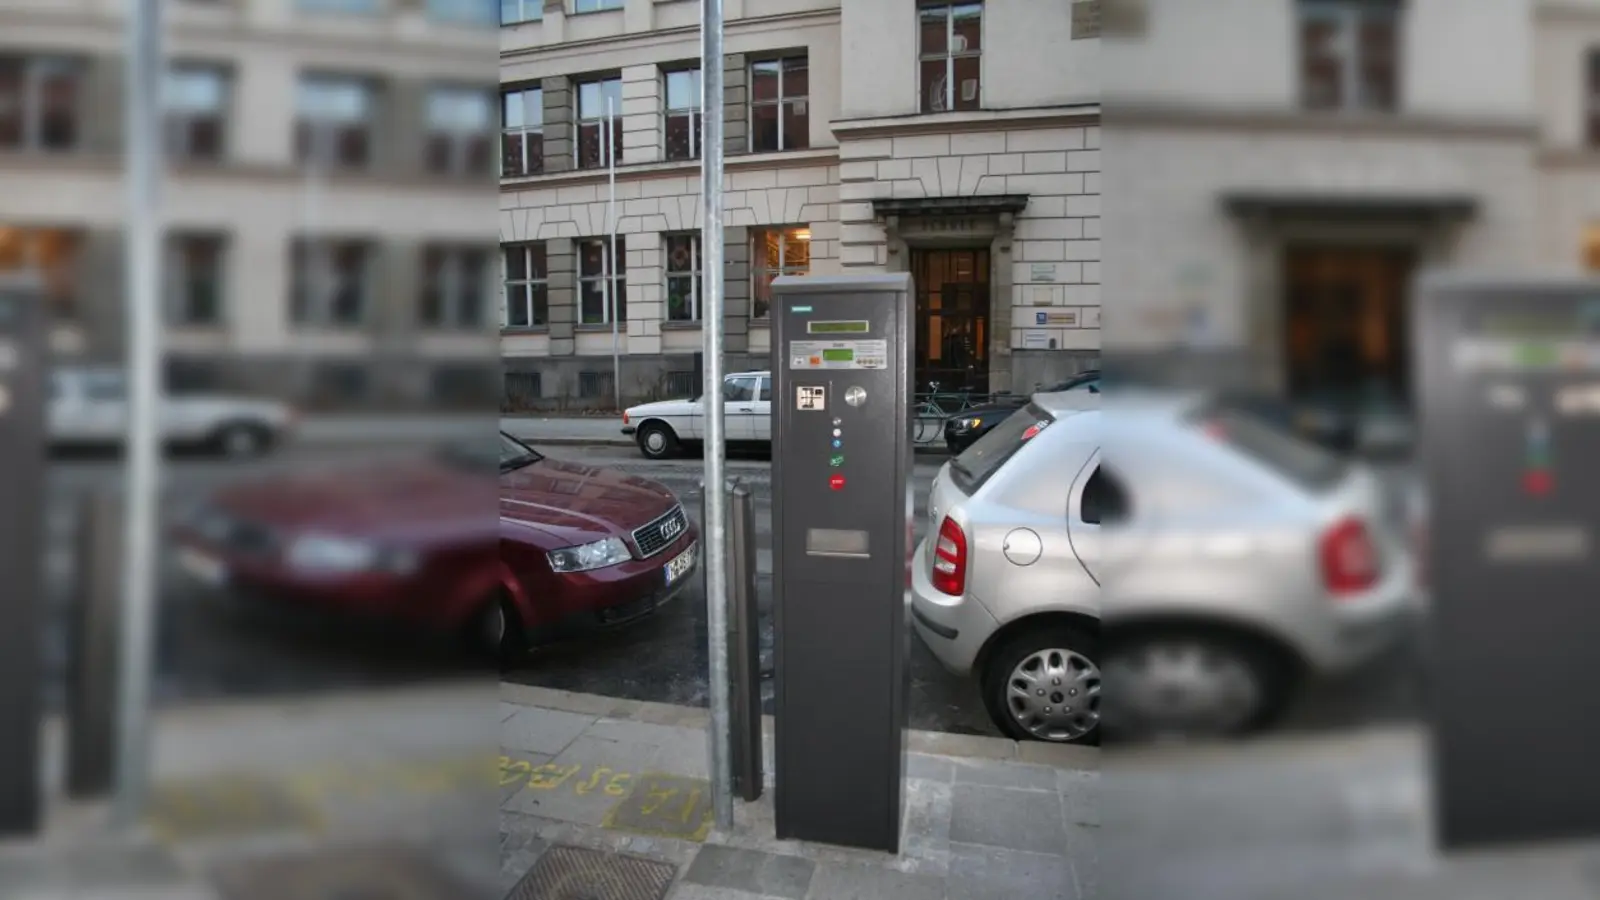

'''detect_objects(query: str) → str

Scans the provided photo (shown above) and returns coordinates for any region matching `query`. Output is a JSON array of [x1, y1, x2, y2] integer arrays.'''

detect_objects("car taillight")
[[622, 412, 631, 425], [1320, 517, 1378, 598], [931, 516, 967, 596]]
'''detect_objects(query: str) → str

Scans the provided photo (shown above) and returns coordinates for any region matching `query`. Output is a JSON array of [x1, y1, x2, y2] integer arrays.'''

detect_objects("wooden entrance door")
[[910, 249, 991, 396], [1283, 246, 1414, 406]]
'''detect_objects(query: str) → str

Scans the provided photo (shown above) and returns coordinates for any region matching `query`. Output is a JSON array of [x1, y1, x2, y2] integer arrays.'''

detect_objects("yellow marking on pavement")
[[601, 772, 714, 842]]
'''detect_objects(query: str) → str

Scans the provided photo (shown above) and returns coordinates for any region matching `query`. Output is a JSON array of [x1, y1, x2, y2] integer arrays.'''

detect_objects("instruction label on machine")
[[788, 340, 888, 371], [796, 386, 826, 410]]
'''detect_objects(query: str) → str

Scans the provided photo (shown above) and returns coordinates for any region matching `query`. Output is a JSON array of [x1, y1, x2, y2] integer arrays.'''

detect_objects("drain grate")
[[506, 844, 677, 900], [207, 847, 476, 900]]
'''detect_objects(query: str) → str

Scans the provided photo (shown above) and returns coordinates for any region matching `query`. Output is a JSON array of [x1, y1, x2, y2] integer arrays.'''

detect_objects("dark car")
[[169, 432, 699, 658], [943, 370, 1100, 453]]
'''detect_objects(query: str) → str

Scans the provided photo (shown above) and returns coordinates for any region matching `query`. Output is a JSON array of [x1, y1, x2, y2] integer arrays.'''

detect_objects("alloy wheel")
[[1005, 648, 1101, 742]]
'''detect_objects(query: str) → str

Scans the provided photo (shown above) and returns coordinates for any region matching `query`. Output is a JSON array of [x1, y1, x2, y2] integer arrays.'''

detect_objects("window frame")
[[421, 244, 490, 330], [917, 1, 983, 113], [162, 62, 230, 163], [500, 85, 544, 177], [426, 84, 494, 177], [664, 232, 704, 323], [1588, 49, 1600, 147], [662, 65, 703, 162], [577, 237, 628, 326], [163, 232, 227, 327], [748, 55, 809, 153], [500, 0, 543, 24], [749, 226, 811, 320], [573, 75, 623, 170], [0, 54, 85, 152], [296, 0, 381, 13], [1297, 0, 1401, 113], [290, 237, 372, 328], [572, 0, 624, 13], [295, 73, 378, 170], [502, 241, 550, 329]]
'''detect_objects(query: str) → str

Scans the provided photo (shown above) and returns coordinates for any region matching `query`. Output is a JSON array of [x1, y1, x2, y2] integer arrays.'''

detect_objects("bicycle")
[[912, 381, 980, 444]]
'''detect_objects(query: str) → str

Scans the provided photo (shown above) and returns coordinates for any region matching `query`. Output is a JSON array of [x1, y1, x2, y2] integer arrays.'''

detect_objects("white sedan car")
[[51, 367, 296, 457], [621, 371, 772, 459]]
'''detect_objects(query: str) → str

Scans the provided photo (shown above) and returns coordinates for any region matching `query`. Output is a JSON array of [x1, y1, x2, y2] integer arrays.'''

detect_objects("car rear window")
[[949, 402, 1054, 494], [1191, 402, 1348, 492]]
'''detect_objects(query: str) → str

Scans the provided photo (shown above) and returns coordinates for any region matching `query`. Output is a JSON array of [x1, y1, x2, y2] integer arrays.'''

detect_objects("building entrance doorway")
[[910, 248, 991, 397], [1283, 245, 1414, 411]]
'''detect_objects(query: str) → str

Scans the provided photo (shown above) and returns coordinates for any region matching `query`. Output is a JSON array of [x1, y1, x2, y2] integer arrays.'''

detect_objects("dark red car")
[[170, 432, 700, 657]]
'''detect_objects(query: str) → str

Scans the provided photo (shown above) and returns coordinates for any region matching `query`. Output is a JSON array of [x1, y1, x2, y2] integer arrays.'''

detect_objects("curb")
[[1109, 723, 1422, 771], [499, 682, 1098, 772]]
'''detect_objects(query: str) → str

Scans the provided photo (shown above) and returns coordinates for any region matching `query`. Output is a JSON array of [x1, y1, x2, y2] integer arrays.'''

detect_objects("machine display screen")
[[822, 348, 854, 362], [808, 321, 870, 335], [1475, 311, 1597, 338]]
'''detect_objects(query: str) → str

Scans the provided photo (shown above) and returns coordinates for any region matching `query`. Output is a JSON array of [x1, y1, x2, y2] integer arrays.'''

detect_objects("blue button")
[[832, 439, 842, 448]]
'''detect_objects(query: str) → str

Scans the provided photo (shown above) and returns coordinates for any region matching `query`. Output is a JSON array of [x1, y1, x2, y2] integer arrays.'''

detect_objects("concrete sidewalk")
[[499, 683, 1097, 899], [1, 679, 501, 900]]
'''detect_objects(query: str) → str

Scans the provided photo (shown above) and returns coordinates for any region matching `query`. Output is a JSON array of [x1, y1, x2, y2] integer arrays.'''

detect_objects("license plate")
[[664, 543, 696, 584], [177, 547, 227, 586]]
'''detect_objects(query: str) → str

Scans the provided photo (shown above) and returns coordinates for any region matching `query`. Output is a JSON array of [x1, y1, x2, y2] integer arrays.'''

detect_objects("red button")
[[829, 474, 846, 490], [1524, 469, 1553, 496]]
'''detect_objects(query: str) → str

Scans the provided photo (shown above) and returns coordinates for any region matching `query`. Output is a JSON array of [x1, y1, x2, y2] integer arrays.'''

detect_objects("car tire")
[[470, 591, 525, 667], [211, 421, 273, 459], [1099, 626, 1298, 743], [981, 623, 1101, 746], [637, 421, 680, 460]]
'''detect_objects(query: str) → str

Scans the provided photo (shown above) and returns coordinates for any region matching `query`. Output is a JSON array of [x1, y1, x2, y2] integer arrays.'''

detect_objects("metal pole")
[[607, 96, 620, 411], [115, 0, 164, 828], [700, 0, 733, 831]]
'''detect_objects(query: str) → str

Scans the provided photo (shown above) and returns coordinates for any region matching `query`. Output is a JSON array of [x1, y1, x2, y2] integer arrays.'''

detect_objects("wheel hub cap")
[[1103, 641, 1262, 737], [646, 432, 665, 451], [1006, 648, 1100, 742]]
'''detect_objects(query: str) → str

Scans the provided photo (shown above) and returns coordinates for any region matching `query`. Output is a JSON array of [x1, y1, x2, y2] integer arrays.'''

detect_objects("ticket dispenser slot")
[[0, 278, 46, 836], [770, 273, 913, 854], [1415, 273, 1600, 850]]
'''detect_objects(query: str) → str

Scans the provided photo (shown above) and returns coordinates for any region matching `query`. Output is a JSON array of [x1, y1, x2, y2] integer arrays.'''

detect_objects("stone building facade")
[[499, 0, 1100, 409]]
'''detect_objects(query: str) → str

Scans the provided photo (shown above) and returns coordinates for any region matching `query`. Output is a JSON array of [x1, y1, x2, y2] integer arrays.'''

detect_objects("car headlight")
[[547, 536, 633, 573], [954, 416, 982, 431], [285, 534, 417, 575]]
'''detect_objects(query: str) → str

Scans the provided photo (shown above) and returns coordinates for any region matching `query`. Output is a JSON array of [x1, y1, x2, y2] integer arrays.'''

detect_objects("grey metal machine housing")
[[769, 273, 915, 853]]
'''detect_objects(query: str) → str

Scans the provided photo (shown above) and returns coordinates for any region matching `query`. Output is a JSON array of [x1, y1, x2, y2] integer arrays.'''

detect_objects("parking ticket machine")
[[769, 273, 914, 853], [1415, 272, 1600, 849], [0, 277, 46, 835]]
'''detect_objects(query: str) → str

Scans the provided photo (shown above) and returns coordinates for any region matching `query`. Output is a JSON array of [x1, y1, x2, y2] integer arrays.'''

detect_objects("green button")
[[830, 455, 844, 467]]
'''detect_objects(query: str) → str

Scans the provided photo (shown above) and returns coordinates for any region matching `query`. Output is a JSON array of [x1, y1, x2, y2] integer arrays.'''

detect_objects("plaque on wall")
[[1071, 0, 1101, 40]]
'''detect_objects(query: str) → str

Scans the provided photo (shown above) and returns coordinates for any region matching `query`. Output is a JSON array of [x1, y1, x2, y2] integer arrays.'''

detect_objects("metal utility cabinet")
[[769, 273, 915, 853], [1414, 272, 1600, 850]]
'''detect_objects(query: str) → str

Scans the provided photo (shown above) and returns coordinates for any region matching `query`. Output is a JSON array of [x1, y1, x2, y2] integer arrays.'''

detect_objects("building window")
[[296, 74, 376, 169], [663, 67, 702, 161], [1588, 51, 1600, 147], [421, 245, 489, 329], [750, 56, 808, 152], [428, 0, 497, 25], [665, 233, 703, 322], [163, 64, 229, 162], [501, 0, 542, 23], [501, 86, 543, 176], [578, 237, 627, 325], [0, 56, 83, 151], [503, 242, 548, 328], [751, 227, 810, 319], [290, 238, 370, 327], [573, 0, 623, 13], [297, 0, 380, 12], [918, 2, 982, 113], [0, 226, 81, 321], [426, 85, 494, 175], [575, 76, 623, 170], [1298, 0, 1400, 112], [164, 233, 225, 326]]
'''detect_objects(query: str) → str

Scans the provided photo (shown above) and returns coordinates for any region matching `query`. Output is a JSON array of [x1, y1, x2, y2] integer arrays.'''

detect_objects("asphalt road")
[[39, 439, 1425, 743]]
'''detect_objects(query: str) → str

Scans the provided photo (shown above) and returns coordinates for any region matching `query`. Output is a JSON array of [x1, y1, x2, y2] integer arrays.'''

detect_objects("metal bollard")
[[727, 479, 763, 802], [67, 489, 122, 799], [699, 476, 764, 803]]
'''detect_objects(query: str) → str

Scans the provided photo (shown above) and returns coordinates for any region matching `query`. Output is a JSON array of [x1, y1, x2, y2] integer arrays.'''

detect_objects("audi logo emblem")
[[660, 518, 682, 539]]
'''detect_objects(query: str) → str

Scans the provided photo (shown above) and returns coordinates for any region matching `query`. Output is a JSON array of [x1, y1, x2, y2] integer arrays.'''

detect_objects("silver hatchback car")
[[910, 390, 1419, 744]]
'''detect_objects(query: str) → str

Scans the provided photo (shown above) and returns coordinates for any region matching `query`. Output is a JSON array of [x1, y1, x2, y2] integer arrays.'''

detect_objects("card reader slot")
[[806, 528, 870, 559]]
